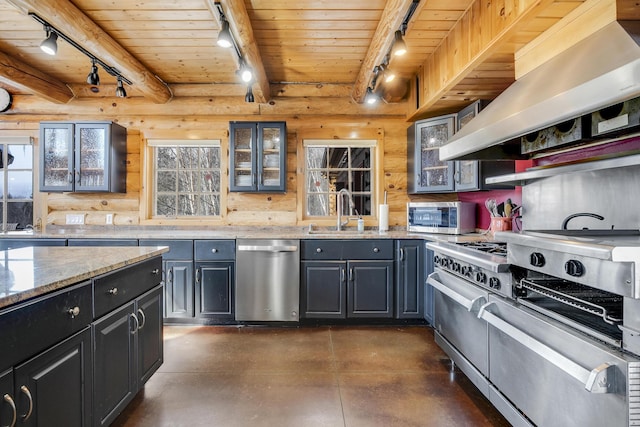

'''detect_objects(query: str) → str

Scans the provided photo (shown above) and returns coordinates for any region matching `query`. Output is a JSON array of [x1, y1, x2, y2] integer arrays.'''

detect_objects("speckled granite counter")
[[0, 226, 496, 243], [0, 245, 168, 309]]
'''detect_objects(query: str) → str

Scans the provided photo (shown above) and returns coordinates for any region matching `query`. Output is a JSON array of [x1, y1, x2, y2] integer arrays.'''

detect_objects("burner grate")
[[456, 241, 507, 257]]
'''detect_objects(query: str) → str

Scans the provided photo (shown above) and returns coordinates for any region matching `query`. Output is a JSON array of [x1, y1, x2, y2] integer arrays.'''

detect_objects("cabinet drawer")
[[139, 239, 193, 260], [93, 257, 163, 318], [0, 281, 93, 370], [67, 239, 138, 246], [194, 240, 235, 260], [301, 239, 393, 260]]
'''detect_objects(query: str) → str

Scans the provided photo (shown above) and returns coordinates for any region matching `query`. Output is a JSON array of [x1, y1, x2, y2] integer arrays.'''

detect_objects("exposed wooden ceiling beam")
[[0, 50, 74, 104], [5, 0, 173, 104], [351, 0, 417, 103], [208, 0, 270, 104]]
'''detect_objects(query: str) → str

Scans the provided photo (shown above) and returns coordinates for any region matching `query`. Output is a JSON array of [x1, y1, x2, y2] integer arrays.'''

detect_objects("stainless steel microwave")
[[407, 202, 476, 234]]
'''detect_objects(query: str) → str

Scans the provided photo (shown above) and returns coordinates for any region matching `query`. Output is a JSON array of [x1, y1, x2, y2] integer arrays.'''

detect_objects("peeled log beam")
[[6, 0, 173, 104], [351, 0, 416, 103], [0, 50, 74, 103]]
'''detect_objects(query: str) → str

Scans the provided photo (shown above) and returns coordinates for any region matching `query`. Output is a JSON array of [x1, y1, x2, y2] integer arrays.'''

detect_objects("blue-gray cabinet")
[[194, 240, 235, 322], [395, 240, 425, 319]]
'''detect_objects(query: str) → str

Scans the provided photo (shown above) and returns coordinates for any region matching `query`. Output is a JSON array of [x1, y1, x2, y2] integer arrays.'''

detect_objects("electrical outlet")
[[105, 214, 113, 225], [65, 214, 85, 225]]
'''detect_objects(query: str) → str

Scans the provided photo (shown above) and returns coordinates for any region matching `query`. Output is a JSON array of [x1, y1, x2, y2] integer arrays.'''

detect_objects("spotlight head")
[[240, 62, 253, 83], [364, 87, 379, 105], [216, 20, 233, 48], [115, 77, 127, 98], [391, 30, 407, 57], [86, 60, 100, 85], [245, 84, 255, 103], [40, 29, 58, 55]]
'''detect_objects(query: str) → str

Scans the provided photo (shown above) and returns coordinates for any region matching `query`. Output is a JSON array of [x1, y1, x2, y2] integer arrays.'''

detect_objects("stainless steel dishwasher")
[[235, 239, 300, 321]]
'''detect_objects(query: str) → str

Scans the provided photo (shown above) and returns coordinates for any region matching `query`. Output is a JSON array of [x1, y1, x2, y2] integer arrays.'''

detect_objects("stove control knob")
[[461, 266, 469, 276], [489, 277, 501, 290], [475, 272, 487, 284], [433, 255, 440, 265], [452, 262, 461, 273], [530, 252, 546, 267], [565, 260, 584, 277]]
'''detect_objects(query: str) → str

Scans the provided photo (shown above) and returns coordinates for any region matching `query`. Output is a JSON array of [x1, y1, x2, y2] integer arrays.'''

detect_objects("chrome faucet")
[[336, 188, 354, 231], [561, 212, 605, 230]]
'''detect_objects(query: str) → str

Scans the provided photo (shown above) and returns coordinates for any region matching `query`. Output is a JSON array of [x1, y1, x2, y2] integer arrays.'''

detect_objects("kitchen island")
[[0, 245, 168, 427]]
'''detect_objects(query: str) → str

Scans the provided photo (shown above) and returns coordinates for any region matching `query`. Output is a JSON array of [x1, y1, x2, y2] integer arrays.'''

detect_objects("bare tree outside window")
[[0, 140, 33, 231], [154, 144, 221, 218]]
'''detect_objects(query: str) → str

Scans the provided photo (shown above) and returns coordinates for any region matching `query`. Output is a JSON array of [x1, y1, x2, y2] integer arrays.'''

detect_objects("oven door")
[[480, 295, 639, 427], [428, 269, 489, 380]]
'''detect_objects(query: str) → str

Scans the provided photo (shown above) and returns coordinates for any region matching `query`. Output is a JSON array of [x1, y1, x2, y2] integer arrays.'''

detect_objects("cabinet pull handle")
[[195, 269, 200, 284], [3, 393, 16, 427], [19, 386, 32, 422], [151, 268, 160, 275], [130, 313, 139, 334], [67, 171, 73, 184], [67, 306, 80, 318], [167, 268, 173, 284], [137, 308, 146, 330], [373, 247, 380, 253], [75, 170, 80, 184], [108, 287, 118, 295], [340, 268, 345, 283], [349, 268, 354, 281], [399, 248, 405, 261]]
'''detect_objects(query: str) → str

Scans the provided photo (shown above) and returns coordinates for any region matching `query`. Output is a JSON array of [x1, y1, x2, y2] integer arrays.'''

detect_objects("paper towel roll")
[[378, 204, 389, 232]]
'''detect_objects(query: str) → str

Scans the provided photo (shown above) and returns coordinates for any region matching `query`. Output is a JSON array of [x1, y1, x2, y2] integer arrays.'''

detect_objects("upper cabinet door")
[[229, 121, 286, 193], [75, 123, 110, 192], [454, 102, 482, 191], [407, 115, 456, 193], [40, 122, 74, 192]]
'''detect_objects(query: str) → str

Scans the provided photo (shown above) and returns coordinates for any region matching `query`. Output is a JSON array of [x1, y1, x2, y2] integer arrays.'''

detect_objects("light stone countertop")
[[0, 246, 168, 309]]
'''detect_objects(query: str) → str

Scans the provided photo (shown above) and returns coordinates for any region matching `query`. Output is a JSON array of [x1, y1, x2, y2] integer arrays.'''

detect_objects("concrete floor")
[[112, 325, 510, 427]]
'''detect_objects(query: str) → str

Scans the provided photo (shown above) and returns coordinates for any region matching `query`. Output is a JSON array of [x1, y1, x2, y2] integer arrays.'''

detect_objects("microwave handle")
[[477, 301, 615, 394]]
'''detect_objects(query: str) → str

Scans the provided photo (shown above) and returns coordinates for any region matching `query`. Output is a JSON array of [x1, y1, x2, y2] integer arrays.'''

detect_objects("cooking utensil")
[[485, 199, 498, 217], [504, 198, 513, 217], [497, 202, 505, 217]]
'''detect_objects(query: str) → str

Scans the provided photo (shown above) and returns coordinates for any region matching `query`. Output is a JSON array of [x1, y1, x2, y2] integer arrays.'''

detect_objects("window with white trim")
[[304, 140, 374, 217], [149, 140, 221, 218], [0, 137, 33, 231]]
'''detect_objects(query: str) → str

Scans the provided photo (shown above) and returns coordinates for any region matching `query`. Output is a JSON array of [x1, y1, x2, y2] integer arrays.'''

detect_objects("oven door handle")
[[477, 302, 615, 394], [427, 272, 486, 313]]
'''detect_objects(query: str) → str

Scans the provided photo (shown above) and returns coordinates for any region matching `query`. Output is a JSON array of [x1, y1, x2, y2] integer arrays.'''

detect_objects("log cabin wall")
[[0, 97, 457, 231]]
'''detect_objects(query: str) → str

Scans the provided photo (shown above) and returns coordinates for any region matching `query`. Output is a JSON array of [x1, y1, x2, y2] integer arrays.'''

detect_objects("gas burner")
[[455, 241, 507, 257]]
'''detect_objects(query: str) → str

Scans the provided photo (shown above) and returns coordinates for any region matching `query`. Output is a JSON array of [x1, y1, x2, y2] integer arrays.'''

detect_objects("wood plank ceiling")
[[0, 0, 587, 118]]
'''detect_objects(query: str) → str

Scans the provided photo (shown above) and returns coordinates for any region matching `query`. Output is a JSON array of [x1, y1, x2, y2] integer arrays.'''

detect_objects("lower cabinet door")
[[195, 261, 234, 320], [164, 260, 194, 319], [137, 286, 163, 385], [93, 302, 137, 427], [348, 261, 394, 318], [0, 369, 14, 427], [302, 261, 346, 319], [14, 327, 92, 427]]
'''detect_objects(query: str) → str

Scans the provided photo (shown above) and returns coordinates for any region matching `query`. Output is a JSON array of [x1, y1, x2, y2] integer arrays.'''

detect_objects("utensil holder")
[[490, 217, 512, 233]]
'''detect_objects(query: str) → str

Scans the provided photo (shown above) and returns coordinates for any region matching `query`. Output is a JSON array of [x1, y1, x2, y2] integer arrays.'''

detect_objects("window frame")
[[0, 136, 34, 231], [302, 139, 377, 222], [144, 139, 225, 223]]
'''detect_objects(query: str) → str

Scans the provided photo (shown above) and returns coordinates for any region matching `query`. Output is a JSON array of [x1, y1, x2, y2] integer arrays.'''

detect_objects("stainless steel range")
[[427, 233, 640, 427]]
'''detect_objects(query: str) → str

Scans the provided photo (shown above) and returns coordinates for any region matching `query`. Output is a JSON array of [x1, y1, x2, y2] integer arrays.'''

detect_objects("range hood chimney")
[[439, 20, 640, 161]]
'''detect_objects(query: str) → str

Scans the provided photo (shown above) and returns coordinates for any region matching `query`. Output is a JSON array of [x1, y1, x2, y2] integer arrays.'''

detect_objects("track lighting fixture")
[[86, 58, 100, 85], [245, 84, 255, 103], [379, 64, 395, 83], [239, 60, 253, 83], [391, 30, 407, 57], [31, 13, 132, 98], [115, 77, 127, 98], [216, 19, 233, 48], [40, 27, 58, 55], [364, 87, 379, 105]]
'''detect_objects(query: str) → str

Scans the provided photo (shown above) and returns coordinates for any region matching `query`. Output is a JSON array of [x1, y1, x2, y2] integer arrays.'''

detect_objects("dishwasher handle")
[[477, 301, 615, 394], [237, 245, 298, 253]]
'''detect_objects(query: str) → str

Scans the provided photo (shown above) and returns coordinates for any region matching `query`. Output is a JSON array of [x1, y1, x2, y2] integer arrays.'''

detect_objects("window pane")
[[307, 170, 327, 193], [178, 147, 198, 169], [7, 171, 32, 199], [200, 147, 220, 169], [157, 171, 176, 192], [157, 147, 177, 169], [199, 194, 220, 216], [351, 148, 370, 168], [178, 171, 198, 192], [352, 195, 371, 216], [7, 145, 32, 169], [156, 195, 176, 217], [351, 171, 371, 192], [178, 194, 196, 216], [307, 194, 329, 216], [306, 147, 327, 169], [329, 170, 349, 191], [0, 175, 3, 198], [328, 148, 348, 168], [7, 201, 33, 229], [201, 171, 220, 192]]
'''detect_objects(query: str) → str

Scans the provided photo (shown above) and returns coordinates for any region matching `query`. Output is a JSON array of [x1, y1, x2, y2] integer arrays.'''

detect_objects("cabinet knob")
[[316, 248, 322, 253], [67, 306, 80, 318], [211, 248, 218, 253], [108, 287, 118, 295], [373, 247, 380, 253], [151, 268, 160, 274]]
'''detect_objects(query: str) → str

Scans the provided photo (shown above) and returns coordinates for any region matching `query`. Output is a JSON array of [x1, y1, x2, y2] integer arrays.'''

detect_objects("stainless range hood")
[[439, 20, 640, 161]]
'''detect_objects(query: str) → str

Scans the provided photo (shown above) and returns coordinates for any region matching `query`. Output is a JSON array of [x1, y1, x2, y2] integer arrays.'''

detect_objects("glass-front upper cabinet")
[[229, 121, 286, 192], [40, 121, 127, 192], [407, 114, 456, 193]]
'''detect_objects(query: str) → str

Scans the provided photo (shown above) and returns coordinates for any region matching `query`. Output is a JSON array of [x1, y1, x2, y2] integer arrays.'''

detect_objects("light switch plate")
[[66, 214, 85, 225], [105, 214, 113, 225]]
